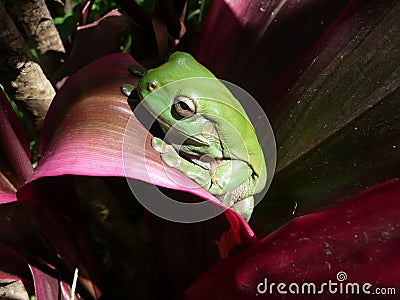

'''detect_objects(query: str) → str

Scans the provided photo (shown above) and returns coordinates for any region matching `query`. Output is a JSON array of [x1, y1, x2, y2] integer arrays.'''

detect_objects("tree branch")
[[0, 2, 55, 131], [7, 0, 66, 75]]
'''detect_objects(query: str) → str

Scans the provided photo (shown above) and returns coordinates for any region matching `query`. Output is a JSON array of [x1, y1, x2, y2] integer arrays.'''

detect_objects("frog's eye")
[[148, 81, 159, 91], [172, 95, 196, 119]]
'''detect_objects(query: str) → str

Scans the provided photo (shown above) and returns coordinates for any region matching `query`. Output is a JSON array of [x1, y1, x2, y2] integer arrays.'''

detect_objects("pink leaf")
[[0, 192, 17, 204]]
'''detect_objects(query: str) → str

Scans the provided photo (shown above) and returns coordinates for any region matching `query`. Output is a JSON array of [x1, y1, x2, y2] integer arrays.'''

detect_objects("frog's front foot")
[[152, 137, 212, 188], [151, 137, 168, 153], [129, 64, 147, 77], [233, 196, 254, 222], [151, 137, 181, 169], [121, 83, 136, 97], [121, 83, 141, 108]]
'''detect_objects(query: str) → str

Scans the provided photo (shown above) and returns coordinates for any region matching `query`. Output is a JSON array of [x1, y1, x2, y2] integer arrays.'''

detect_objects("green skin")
[[124, 52, 267, 221]]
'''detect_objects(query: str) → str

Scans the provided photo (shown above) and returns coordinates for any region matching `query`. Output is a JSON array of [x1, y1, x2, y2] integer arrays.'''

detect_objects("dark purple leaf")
[[0, 90, 30, 157], [186, 179, 400, 299], [18, 177, 104, 299], [154, 0, 186, 40], [30, 265, 61, 300], [53, 10, 134, 87], [116, 0, 186, 61], [150, 202, 257, 299], [0, 244, 74, 299], [0, 95, 77, 293], [0, 91, 32, 188], [79, 0, 96, 26], [0, 243, 32, 291], [0, 201, 68, 280], [196, 0, 351, 110], [115, 0, 152, 25], [30, 265, 72, 300], [252, 0, 400, 233], [114, 0, 157, 61], [0, 244, 73, 300]]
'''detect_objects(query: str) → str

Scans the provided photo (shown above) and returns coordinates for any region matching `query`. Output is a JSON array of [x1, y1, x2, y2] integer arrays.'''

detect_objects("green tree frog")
[[123, 52, 267, 221]]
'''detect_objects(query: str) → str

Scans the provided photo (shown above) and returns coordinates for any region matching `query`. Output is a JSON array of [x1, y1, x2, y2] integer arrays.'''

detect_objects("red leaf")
[[186, 180, 400, 299]]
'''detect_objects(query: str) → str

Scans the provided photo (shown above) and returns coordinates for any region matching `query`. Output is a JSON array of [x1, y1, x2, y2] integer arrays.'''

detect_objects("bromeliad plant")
[[0, 0, 399, 299]]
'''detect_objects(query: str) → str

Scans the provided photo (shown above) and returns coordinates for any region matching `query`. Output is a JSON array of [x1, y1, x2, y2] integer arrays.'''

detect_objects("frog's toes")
[[233, 196, 254, 222], [129, 64, 147, 77], [121, 84, 136, 97], [151, 137, 166, 153], [151, 138, 180, 167], [161, 150, 181, 169]]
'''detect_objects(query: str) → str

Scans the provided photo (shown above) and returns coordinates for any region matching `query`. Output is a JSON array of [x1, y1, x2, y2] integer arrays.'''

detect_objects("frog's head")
[[137, 52, 257, 164], [137, 52, 215, 99], [137, 52, 219, 133]]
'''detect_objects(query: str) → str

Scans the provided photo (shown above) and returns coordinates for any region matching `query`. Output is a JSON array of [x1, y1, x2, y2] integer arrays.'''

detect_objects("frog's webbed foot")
[[151, 137, 168, 154], [151, 137, 212, 188], [121, 84, 136, 97], [152, 137, 186, 170], [121, 84, 141, 108], [208, 160, 252, 196], [232, 196, 254, 222], [121, 64, 146, 106], [218, 192, 254, 222]]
